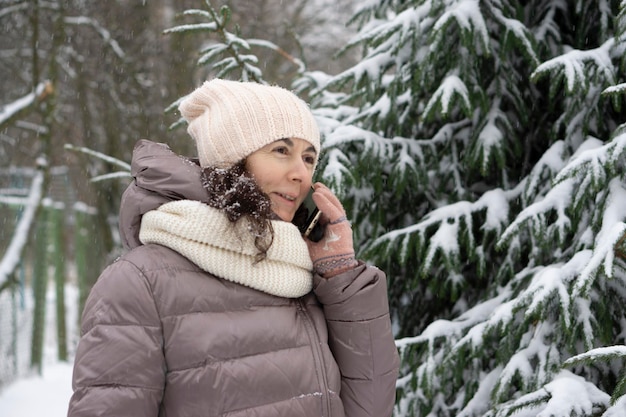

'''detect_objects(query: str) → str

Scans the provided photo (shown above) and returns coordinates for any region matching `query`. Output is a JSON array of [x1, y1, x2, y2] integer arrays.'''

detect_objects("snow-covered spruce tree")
[[295, 1, 626, 416], [163, 0, 626, 414]]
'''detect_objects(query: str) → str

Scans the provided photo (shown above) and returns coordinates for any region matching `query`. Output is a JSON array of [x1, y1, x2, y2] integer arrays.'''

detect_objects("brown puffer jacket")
[[68, 139, 400, 417]]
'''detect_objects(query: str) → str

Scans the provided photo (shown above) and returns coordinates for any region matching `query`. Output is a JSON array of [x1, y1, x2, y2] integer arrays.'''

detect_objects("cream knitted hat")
[[179, 79, 321, 168]]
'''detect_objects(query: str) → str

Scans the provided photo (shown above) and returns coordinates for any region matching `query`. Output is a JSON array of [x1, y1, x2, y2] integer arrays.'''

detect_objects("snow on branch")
[[163, 22, 218, 34], [64, 144, 131, 171], [423, 74, 471, 120], [371, 187, 514, 264], [395, 289, 510, 352], [432, 0, 489, 53], [522, 141, 566, 202], [90, 171, 131, 183], [332, 6, 427, 86], [322, 123, 454, 153], [564, 345, 626, 367], [554, 133, 626, 186], [0, 170, 44, 292], [0, 3, 28, 19], [64, 16, 125, 59], [573, 182, 626, 296], [530, 38, 615, 93], [0, 81, 53, 128], [497, 176, 574, 247], [488, 2, 538, 65], [498, 135, 626, 250], [471, 99, 507, 175], [493, 326, 558, 402], [602, 82, 626, 95], [497, 370, 609, 417]]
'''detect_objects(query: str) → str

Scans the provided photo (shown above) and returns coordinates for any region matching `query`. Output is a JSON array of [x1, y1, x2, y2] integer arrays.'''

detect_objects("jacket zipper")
[[297, 298, 332, 417]]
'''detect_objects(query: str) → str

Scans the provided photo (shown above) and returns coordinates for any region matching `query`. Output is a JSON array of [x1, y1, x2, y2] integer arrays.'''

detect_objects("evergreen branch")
[[488, 3, 539, 66], [617, 3, 626, 41], [369, 187, 514, 268], [602, 82, 626, 95], [495, 371, 609, 417], [480, 256, 578, 341], [198, 44, 230, 65], [497, 178, 574, 249], [501, 134, 626, 251], [431, 0, 489, 54], [165, 2, 265, 83], [522, 141, 565, 205], [602, 83, 626, 111], [328, 6, 432, 89], [329, 49, 392, 89], [423, 74, 472, 120], [523, 266, 572, 326], [553, 134, 626, 186], [572, 294, 596, 351], [563, 345, 626, 368], [493, 332, 555, 402], [455, 367, 501, 417], [163, 22, 218, 34], [181, 8, 213, 19], [423, 220, 461, 273], [163, 7, 221, 33], [493, 387, 549, 417], [613, 376, 626, 405], [400, 284, 513, 359], [165, 2, 303, 86], [573, 181, 626, 296], [467, 99, 509, 176], [320, 148, 353, 188], [530, 38, 615, 93]]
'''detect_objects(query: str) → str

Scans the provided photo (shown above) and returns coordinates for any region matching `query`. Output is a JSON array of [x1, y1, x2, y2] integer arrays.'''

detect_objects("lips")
[[269, 192, 301, 221], [274, 191, 300, 203]]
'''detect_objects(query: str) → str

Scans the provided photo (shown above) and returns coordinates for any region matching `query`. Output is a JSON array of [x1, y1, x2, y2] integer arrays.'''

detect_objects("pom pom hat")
[[179, 79, 321, 168]]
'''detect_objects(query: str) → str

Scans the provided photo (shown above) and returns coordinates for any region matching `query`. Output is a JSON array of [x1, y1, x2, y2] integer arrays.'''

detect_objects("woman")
[[68, 79, 400, 417]]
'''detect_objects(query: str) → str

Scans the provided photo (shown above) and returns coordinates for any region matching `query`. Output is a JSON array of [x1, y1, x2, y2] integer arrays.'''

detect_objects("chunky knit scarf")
[[139, 200, 313, 298]]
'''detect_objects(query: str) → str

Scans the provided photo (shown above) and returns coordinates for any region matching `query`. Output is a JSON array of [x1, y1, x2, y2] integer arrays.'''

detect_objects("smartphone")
[[298, 188, 325, 242]]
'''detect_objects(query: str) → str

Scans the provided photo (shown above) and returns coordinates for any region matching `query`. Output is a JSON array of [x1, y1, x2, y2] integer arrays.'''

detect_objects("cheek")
[[246, 160, 269, 189], [251, 172, 274, 193]]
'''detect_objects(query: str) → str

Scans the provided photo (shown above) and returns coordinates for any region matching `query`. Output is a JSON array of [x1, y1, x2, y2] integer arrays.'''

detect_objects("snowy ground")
[[0, 361, 74, 417], [0, 284, 78, 417]]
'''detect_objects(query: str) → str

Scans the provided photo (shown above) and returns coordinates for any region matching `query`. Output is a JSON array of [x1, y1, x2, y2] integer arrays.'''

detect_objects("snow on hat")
[[178, 79, 321, 168]]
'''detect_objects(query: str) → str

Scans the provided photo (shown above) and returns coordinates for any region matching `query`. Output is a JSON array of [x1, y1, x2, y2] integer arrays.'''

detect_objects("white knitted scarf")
[[139, 200, 313, 298]]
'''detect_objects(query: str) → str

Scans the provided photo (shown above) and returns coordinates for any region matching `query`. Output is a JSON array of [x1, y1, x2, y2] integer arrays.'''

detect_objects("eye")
[[273, 146, 289, 155], [304, 154, 317, 165]]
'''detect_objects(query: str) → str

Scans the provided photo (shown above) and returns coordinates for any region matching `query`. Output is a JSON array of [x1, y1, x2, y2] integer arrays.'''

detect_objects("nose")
[[288, 158, 310, 183]]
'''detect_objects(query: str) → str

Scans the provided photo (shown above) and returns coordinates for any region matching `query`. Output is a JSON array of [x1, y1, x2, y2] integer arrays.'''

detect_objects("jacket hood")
[[119, 139, 208, 250]]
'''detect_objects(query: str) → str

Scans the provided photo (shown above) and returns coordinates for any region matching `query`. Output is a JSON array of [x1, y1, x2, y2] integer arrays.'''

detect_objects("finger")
[[312, 183, 344, 212], [313, 188, 346, 218]]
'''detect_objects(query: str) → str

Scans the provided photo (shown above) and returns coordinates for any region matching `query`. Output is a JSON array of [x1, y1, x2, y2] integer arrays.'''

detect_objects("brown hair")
[[201, 160, 275, 262]]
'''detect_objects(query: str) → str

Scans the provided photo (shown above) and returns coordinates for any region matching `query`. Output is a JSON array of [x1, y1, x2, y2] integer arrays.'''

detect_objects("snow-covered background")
[[0, 284, 78, 417], [0, 362, 73, 417]]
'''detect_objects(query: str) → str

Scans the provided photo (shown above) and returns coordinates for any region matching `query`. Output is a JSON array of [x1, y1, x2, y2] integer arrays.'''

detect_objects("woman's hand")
[[305, 183, 358, 278]]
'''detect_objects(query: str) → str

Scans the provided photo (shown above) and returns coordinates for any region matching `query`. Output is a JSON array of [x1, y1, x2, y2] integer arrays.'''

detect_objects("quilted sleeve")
[[68, 259, 165, 417], [313, 263, 400, 417]]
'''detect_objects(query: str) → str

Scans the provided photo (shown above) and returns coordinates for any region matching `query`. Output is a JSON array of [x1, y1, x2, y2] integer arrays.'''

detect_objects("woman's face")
[[246, 138, 317, 222]]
